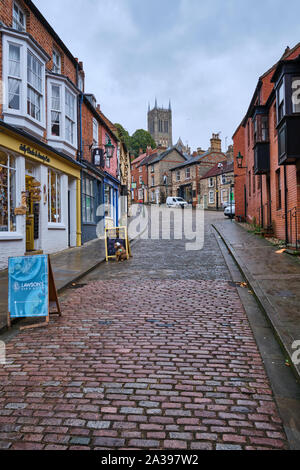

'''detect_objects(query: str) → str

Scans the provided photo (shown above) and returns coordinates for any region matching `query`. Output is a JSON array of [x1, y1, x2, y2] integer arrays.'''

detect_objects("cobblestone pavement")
[[0, 212, 288, 450]]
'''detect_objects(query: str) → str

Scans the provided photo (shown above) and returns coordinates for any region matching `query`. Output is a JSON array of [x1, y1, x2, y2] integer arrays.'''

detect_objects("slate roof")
[[147, 147, 187, 165], [201, 161, 234, 180]]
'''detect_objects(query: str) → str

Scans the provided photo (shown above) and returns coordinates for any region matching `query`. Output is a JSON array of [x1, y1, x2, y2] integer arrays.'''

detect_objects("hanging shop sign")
[[8, 254, 61, 330], [19, 144, 50, 163]]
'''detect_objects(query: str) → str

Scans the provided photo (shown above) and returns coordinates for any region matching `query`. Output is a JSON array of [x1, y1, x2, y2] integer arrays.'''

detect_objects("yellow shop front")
[[0, 123, 81, 270]]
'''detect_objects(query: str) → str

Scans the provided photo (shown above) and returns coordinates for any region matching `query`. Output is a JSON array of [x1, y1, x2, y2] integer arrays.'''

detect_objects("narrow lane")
[[0, 212, 288, 450]]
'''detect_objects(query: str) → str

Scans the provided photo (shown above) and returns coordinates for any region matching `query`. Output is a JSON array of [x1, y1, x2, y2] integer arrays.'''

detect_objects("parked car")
[[222, 200, 235, 209], [224, 203, 235, 218], [167, 197, 188, 208]]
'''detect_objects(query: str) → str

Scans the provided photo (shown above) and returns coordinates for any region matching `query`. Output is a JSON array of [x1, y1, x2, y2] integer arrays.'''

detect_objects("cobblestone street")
[[0, 213, 288, 450]]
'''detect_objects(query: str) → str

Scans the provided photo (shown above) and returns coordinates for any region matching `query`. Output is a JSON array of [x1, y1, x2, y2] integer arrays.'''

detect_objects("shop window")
[[0, 153, 16, 233], [52, 49, 61, 74], [48, 170, 61, 224], [12, 2, 26, 32], [104, 185, 112, 218], [82, 176, 95, 223]]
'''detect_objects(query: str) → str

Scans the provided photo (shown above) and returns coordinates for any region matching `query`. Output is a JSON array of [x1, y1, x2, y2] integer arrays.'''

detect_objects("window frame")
[[92, 118, 99, 147], [209, 190, 215, 204], [52, 48, 61, 74], [0, 153, 17, 234], [48, 169, 62, 226], [82, 174, 96, 224], [12, 2, 26, 32], [46, 76, 78, 153], [185, 167, 191, 179], [2, 33, 47, 135]]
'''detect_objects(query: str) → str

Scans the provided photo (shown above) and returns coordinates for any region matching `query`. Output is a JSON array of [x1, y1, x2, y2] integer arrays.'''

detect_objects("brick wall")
[[233, 44, 300, 245]]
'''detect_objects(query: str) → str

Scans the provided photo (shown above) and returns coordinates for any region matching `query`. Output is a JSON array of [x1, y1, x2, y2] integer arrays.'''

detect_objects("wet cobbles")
[[0, 278, 287, 450]]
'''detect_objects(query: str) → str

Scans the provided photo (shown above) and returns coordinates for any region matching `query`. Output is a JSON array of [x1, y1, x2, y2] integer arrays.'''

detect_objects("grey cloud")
[[34, 0, 300, 149]]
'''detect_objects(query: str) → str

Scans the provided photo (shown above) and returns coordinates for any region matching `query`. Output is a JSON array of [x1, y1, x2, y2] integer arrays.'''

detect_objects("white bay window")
[[47, 77, 78, 156], [2, 32, 47, 137]]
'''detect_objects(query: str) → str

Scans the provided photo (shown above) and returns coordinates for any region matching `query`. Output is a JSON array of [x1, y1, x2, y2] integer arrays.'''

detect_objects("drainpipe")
[[260, 176, 264, 228], [284, 166, 289, 245]]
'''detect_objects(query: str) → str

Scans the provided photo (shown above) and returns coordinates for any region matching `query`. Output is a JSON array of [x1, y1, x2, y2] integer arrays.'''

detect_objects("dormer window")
[[13, 3, 26, 32], [52, 49, 61, 74]]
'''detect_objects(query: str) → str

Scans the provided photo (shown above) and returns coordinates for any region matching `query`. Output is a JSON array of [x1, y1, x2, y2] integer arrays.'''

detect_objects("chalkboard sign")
[[105, 226, 130, 261], [8, 254, 61, 330]]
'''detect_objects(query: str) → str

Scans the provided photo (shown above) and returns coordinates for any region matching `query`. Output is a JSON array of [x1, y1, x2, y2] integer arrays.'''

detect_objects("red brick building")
[[233, 43, 300, 247], [131, 147, 157, 203]]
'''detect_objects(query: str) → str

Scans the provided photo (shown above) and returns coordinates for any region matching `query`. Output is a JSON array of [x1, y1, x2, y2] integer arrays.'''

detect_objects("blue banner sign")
[[8, 255, 48, 318]]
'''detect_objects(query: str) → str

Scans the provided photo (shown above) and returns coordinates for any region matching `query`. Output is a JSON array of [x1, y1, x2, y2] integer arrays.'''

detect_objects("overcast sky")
[[34, 0, 300, 152]]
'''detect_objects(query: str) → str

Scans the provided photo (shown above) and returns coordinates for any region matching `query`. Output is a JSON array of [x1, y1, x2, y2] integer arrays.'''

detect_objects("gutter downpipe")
[[284, 166, 289, 246]]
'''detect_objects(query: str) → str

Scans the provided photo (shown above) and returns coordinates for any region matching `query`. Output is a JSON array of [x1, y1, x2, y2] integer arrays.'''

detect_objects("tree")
[[114, 123, 131, 151], [130, 129, 156, 158]]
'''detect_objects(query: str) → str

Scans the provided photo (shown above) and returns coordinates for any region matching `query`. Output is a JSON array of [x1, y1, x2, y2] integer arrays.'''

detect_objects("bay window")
[[48, 170, 61, 224], [0, 153, 16, 233], [47, 78, 77, 154], [3, 33, 47, 136]]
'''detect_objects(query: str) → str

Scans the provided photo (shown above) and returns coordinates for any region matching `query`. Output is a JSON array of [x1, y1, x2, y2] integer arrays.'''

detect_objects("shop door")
[[25, 175, 41, 252]]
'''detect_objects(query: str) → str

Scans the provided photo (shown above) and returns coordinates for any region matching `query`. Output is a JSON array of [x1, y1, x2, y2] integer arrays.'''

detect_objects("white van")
[[166, 197, 188, 208]]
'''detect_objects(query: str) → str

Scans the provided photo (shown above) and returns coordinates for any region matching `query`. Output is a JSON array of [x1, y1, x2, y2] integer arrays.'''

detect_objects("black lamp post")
[[236, 152, 246, 169]]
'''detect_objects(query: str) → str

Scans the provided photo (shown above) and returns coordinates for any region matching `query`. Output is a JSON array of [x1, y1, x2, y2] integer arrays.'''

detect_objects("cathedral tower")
[[148, 100, 173, 148]]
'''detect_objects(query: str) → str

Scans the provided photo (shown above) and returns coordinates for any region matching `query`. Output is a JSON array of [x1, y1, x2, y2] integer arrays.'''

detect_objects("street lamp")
[[92, 138, 115, 167], [104, 137, 115, 159], [236, 152, 246, 169]]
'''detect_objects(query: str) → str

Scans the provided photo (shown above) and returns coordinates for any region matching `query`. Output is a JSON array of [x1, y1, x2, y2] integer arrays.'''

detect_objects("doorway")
[[25, 174, 41, 252]]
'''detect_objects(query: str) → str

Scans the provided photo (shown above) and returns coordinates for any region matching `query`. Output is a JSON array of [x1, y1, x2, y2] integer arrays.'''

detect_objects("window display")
[[0, 153, 16, 232], [48, 169, 61, 223]]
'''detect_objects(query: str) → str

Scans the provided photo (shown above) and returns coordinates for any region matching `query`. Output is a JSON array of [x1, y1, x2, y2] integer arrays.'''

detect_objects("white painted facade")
[[0, 147, 78, 271]]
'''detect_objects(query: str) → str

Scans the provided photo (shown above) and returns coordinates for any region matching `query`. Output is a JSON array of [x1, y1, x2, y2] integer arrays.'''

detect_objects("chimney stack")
[[197, 147, 205, 156], [210, 133, 222, 152]]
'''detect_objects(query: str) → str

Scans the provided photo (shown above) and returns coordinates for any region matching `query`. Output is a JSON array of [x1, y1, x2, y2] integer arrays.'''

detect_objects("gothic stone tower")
[[148, 100, 173, 148]]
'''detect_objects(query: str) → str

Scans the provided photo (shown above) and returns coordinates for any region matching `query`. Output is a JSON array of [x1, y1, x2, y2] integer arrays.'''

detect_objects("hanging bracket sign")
[[8, 254, 61, 330]]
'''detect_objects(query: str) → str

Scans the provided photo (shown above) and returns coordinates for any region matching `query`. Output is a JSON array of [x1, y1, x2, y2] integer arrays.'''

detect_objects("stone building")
[[170, 134, 230, 206], [199, 161, 234, 210], [148, 100, 172, 148], [147, 147, 187, 204]]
